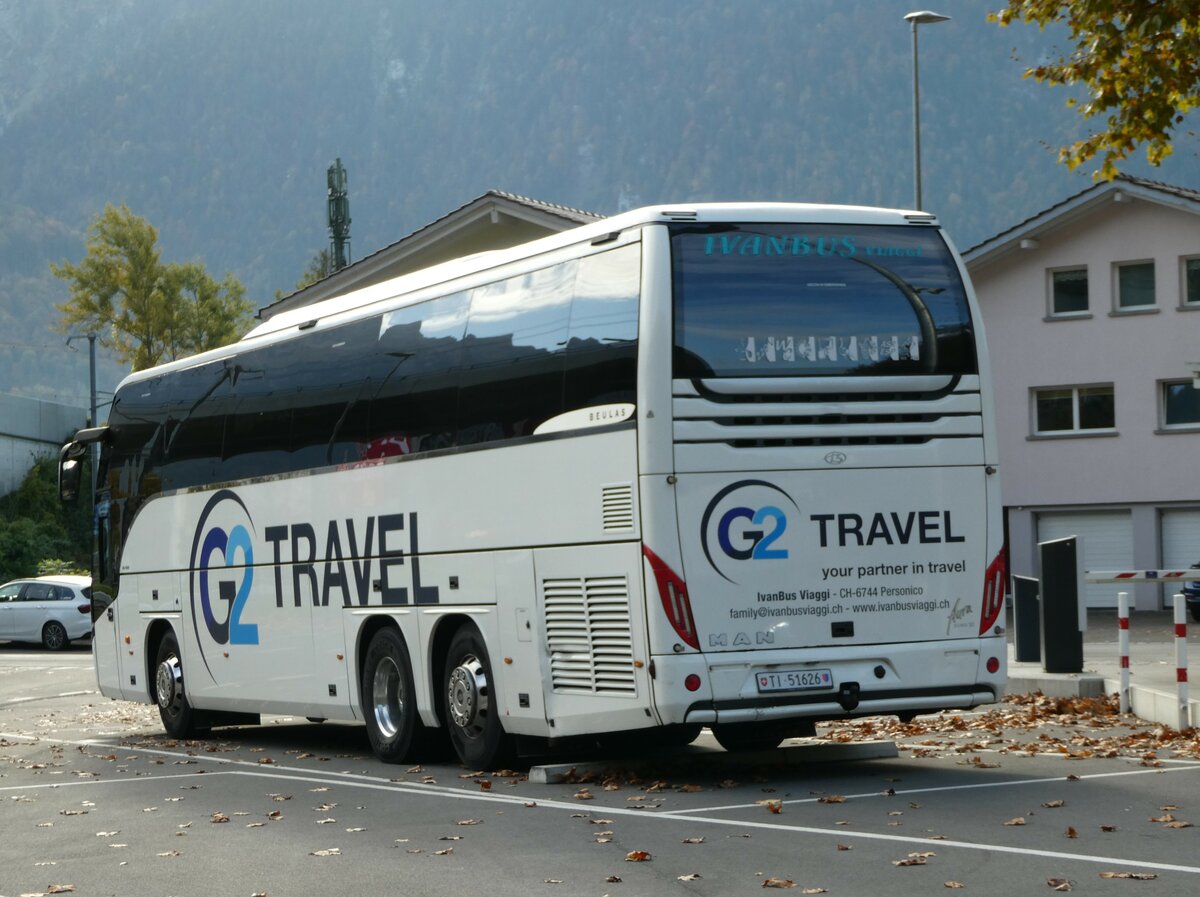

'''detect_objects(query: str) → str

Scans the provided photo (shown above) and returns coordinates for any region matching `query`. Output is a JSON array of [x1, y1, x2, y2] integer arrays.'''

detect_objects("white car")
[[0, 575, 93, 650]]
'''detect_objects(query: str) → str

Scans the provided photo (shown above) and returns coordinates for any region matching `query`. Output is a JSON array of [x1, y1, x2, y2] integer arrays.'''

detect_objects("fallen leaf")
[[157, 850, 181, 857], [433, 847, 453, 856], [1004, 817, 1026, 826], [1099, 872, 1157, 880], [1046, 879, 1072, 891], [762, 878, 796, 888], [1065, 827, 1078, 839], [210, 813, 230, 824], [544, 879, 563, 884], [310, 848, 341, 857], [575, 789, 595, 801], [837, 844, 852, 851], [47, 887, 76, 894], [458, 818, 483, 826], [680, 784, 703, 793], [605, 876, 622, 883], [1100, 825, 1117, 832], [800, 890, 827, 895], [624, 850, 652, 862], [893, 857, 927, 867], [678, 873, 702, 881], [817, 795, 846, 804], [682, 837, 705, 844], [1042, 800, 1065, 809], [1163, 820, 1194, 829], [945, 883, 965, 890]]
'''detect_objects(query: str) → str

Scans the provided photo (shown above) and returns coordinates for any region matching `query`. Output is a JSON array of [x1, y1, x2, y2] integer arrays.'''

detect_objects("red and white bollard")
[[1174, 593, 1190, 731], [1117, 591, 1130, 715]]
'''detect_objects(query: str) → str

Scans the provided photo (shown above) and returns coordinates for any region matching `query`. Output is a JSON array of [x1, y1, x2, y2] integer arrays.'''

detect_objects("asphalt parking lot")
[[2, 645, 1199, 897]]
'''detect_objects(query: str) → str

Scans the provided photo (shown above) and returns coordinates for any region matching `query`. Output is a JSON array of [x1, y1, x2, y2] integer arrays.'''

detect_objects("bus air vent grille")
[[543, 575, 636, 695], [601, 484, 635, 532]]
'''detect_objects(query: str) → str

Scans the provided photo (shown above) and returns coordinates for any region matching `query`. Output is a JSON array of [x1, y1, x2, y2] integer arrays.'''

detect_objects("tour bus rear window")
[[671, 223, 977, 378]]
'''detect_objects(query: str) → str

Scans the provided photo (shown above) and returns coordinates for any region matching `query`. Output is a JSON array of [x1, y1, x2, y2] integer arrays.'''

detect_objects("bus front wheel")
[[442, 626, 512, 769], [361, 628, 422, 763], [155, 632, 208, 738]]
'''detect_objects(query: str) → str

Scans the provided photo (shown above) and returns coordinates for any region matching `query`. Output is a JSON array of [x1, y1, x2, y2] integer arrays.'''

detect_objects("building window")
[[1162, 381, 1200, 429], [1033, 385, 1115, 434], [1114, 260, 1155, 310], [1049, 267, 1088, 316], [1182, 257, 1200, 306]]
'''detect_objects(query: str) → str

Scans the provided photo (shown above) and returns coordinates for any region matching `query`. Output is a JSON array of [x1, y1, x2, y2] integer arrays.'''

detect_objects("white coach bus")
[[60, 203, 1006, 768]]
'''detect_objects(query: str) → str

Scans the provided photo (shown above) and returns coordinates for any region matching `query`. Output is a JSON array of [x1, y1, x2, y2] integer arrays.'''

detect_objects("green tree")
[[0, 455, 91, 580], [51, 204, 255, 371], [993, 1, 1200, 178], [296, 248, 333, 291]]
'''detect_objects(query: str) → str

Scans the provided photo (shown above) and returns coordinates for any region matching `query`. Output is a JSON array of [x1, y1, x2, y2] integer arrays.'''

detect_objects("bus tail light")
[[643, 545, 699, 650], [979, 548, 1006, 635]]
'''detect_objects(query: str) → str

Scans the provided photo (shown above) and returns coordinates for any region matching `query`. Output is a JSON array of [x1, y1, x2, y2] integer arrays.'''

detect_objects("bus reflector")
[[643, 545, 699, 650], [684, 674, 702, 692], [980, 548, 1006, 635]]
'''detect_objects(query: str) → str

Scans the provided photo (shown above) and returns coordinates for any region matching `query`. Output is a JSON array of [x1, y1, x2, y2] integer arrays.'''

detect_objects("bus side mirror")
[[58, 442, 86, 504]]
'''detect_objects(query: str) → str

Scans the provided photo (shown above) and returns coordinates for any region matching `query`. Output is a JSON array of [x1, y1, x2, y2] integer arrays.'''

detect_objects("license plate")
[[755, 668, 833, 694]]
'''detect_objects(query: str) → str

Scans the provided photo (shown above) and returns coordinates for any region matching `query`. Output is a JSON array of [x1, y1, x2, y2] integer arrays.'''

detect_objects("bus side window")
[[564, 243, 640, 409], [457, 263, 574, 445]]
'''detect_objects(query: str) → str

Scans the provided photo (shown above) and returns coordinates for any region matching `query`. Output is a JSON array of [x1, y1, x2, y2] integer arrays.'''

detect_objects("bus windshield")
[[671, 223, 977, 378]]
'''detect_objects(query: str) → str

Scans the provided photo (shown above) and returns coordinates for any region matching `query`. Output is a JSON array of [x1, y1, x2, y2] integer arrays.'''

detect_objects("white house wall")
[[969, 195, 1200, 610]]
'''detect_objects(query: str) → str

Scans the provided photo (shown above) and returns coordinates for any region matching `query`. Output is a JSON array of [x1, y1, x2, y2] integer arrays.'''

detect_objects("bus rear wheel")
[[442, 626, 513, 769], [155, 631, 208, 738], [361, 628, 423, 763]]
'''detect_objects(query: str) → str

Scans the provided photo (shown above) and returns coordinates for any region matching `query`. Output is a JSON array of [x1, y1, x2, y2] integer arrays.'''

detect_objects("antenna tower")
[[327, 158, 351, 271]]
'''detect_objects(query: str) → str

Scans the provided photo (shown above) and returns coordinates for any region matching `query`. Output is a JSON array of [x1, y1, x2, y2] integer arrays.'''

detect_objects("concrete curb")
[[528, 739, 898, 784]]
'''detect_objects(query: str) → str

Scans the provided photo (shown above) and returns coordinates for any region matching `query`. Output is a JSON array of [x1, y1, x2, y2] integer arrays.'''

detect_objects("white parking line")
[[4, 730, 1200, 876], [661, 760, 1200, 815]]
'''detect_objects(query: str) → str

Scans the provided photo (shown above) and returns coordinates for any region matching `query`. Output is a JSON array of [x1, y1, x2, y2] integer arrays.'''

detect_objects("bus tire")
[[361, 628, 422, 764], [711, 721, 791, 752], [443, 625, 512, 769], [154, 631, 208, 738]]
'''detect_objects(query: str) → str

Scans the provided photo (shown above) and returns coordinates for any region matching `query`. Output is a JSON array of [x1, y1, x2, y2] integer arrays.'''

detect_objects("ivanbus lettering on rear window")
[[702, 234, 923, 258]]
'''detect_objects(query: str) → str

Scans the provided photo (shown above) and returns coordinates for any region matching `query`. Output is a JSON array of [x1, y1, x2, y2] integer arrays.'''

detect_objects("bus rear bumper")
[[651, 636, 1006, 726]]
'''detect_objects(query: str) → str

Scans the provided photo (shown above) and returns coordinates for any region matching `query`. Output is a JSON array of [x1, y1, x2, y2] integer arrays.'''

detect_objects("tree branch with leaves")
[[52, 204, 255, 371], [993, 1, 1200, 178]]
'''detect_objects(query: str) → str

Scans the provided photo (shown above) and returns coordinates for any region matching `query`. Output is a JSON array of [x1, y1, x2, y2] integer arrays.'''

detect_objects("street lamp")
[[904, 10, 950, 210], [66, 332, 98, 498]]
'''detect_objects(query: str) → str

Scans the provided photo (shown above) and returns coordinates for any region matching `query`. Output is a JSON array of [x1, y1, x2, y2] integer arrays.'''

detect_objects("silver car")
[[0, 575, 93, 650]]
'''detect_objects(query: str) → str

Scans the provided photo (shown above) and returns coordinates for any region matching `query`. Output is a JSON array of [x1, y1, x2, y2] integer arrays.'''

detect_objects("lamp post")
[[66, 332, 98, 497], [904, 10, 950, 210]]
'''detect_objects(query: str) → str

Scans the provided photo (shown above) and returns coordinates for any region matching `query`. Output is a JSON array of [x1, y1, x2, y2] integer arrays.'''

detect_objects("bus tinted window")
[[565, 243, 639, 407], [459, 263, 574, 444], [371, 291, 469, 454], [671, 224, 976, 378]]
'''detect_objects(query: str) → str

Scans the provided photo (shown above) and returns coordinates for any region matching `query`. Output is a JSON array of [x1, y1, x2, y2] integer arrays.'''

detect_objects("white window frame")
[[1180, 255, 1200, 309], [1047, 266, 1089, 318], [1112, 259, 1157, 313], [1031, 384, 1116, 437], [1159, 379, 1200, 431]]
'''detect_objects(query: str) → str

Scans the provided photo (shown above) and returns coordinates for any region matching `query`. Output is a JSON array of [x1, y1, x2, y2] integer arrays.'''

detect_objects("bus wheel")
[[711, 721, 790, 752], [361, 628, 420, 763], [155, 632, 208, 738], [443, 626, 512, 769]]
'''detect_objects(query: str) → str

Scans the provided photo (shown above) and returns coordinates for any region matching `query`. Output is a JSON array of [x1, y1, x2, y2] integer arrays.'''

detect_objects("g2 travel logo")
[[189, 490, 259, 672], [700, 480, 799, 583]]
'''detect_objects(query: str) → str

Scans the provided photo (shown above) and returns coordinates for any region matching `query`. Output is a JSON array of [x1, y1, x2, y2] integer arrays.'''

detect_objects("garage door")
[[1160, 509, 1200, 601], [1037, 511, 1133, 608]]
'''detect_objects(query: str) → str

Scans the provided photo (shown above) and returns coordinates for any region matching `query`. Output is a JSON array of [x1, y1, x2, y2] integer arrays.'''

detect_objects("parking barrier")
[[1174, 593, 1190, 731], [1117, 591, 1130, 715]]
